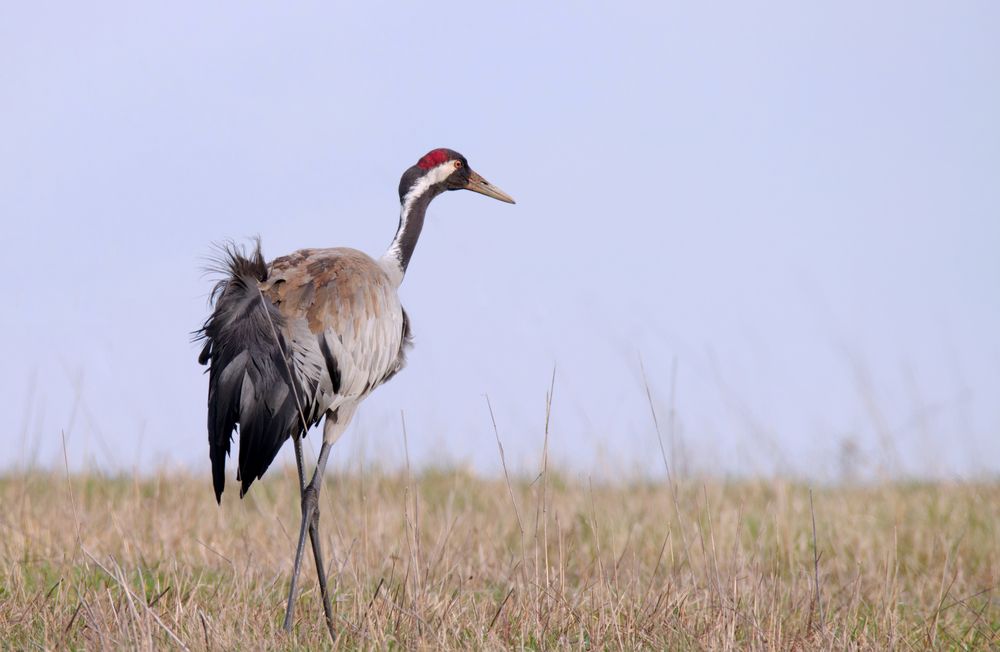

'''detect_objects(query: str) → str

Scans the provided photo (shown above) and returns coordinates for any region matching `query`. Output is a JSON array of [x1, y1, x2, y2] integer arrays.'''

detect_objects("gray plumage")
[[198, 243, 411, 501]]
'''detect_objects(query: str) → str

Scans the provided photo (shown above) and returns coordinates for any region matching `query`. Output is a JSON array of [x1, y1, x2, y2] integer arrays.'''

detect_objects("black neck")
[[389, 188, 437, 274]]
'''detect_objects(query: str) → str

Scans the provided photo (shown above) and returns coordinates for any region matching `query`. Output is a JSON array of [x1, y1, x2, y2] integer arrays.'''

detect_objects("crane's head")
[[399, 148, 515, 206]]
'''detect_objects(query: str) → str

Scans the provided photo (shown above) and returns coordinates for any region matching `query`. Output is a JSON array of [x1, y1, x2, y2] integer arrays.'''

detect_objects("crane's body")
[[196, 148, 513, 639], [199, 246, 410, 499]]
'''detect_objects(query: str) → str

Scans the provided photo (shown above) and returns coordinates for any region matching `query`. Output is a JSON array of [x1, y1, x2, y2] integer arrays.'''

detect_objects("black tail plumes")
[[197, 241, 304, 502]]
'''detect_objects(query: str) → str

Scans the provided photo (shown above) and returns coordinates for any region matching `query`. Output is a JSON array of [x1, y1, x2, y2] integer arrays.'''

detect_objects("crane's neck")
[[381, 165, 450, 287], [381, 187, 438, 287]]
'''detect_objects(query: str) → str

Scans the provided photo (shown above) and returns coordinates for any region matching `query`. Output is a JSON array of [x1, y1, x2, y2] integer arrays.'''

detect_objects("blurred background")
[[2, 2, 997, 481]]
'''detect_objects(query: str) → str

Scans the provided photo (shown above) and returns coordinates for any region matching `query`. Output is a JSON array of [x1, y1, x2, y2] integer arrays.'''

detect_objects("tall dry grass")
[[1, 464, 997, 650]]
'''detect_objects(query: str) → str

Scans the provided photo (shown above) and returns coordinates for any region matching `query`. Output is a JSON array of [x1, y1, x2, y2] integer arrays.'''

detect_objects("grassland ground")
[[1, 468, 997, 649]]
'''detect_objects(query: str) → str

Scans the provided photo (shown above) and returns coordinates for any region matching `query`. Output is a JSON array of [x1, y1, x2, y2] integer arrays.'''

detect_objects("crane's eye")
[[453, 160, 463, 169]]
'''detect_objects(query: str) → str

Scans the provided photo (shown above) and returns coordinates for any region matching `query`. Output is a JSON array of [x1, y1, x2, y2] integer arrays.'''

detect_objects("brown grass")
[[1, 467, 998, 650]]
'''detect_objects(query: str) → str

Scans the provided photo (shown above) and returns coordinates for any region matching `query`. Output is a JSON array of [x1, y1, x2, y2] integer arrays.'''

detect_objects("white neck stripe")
[[381, 161, 455, 285], [384, 161, 454, 262], [399, 161, 454, 221]]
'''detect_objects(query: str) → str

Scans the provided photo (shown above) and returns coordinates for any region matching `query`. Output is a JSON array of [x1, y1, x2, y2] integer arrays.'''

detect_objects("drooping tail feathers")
[[197, 240, 304, 502]]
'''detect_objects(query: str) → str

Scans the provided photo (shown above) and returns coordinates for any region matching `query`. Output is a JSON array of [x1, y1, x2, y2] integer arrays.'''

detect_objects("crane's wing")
[[262, 247, 411, 419], [198, 244, 411, 501]]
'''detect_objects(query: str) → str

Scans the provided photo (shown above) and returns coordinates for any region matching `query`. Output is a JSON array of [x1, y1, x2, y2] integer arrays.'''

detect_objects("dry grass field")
[[1, 466, 998, 650]]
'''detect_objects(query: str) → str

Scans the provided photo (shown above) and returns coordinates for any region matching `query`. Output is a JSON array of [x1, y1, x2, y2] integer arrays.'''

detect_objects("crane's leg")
[[283, 438, 336, 641], [293, 434, 307, 490], [292, 434, 336, 634], [308, 502, 336, 641]]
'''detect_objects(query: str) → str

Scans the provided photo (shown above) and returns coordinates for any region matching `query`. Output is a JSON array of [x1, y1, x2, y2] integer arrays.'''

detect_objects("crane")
[[196, 148, 514, 639]]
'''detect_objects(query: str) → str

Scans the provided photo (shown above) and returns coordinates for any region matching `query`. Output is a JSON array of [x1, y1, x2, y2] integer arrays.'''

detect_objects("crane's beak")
[[464, 170, 516, 204]]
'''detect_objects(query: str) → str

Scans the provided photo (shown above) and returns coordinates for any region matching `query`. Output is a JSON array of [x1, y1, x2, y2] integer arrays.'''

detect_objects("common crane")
[[196, 148, 514, 638]]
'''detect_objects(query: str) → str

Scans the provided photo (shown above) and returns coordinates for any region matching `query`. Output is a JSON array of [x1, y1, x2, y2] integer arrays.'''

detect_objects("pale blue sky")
[[2, 2, 998, 479]]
